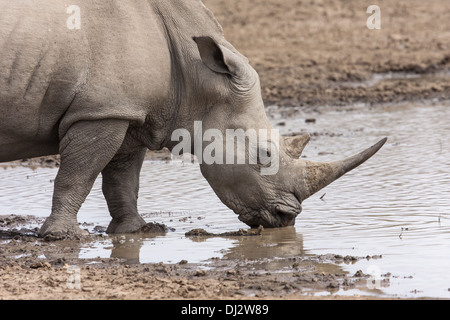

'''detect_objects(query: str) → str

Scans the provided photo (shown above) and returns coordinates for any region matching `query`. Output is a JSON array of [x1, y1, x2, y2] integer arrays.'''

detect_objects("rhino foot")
[[106, 216, 147, 234], [39, 218, 89, 240]]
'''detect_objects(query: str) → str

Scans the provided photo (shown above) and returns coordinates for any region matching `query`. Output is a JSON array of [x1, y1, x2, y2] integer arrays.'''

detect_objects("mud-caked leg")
[[102, 146, 147, 233], [39, 119, 129, 238]]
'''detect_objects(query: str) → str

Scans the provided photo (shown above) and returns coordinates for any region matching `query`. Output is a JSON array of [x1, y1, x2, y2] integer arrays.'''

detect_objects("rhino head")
[[171, 36, 386, 228]]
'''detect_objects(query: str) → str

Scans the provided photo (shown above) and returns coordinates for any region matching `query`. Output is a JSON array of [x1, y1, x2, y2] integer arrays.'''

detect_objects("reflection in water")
[[109, 234, 161, 265], [0, 102, 449, 298], [222, 227, 304, 260], [104, 227, 304, 265]]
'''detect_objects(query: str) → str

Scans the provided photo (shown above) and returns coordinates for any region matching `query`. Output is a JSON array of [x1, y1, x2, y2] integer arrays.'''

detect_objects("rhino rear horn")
[[284, 134, 310, 158]]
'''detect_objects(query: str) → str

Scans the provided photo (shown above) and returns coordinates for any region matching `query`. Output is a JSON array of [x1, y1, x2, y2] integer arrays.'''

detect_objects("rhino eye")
[[257, 147, 271, 166]]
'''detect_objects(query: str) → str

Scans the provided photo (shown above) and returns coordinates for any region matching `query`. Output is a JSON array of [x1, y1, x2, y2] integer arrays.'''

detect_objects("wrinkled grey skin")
[[0, 0, 386, 237]]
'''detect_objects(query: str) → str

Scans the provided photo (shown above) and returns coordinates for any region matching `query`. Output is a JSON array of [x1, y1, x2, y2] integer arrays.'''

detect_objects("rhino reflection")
[[110, 234, 160, 265], [221, 227, 304, 260]]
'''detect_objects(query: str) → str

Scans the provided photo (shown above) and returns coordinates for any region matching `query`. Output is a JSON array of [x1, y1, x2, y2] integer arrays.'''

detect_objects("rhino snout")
[[238, 203, 300, 229], [273, 205, 299, 227]]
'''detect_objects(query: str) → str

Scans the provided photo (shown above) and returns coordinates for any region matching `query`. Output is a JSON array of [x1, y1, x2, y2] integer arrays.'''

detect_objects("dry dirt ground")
[[1, 0, 449, 300], [205, 0, 450, 108]]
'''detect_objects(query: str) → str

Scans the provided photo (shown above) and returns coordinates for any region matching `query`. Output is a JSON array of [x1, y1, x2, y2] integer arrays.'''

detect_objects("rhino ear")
[[194, 36, 243, 76]]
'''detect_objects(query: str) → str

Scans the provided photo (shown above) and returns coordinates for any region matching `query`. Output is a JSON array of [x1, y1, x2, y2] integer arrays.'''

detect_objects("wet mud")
[[185, 226, 264, 237], [0, 215, 386, 300]]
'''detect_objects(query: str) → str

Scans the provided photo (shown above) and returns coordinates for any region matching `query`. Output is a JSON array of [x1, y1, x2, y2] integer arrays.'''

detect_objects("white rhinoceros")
[[0, 0, 386, 237]]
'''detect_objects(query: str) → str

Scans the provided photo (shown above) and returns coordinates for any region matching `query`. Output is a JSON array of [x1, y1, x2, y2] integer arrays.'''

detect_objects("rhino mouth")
[[238, 202, 300, 228], [274, 206, 298, 227]]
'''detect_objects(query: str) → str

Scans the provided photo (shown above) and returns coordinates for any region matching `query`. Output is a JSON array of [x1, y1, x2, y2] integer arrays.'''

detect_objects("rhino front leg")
[[102, 146, 147, 234], [39, 119, 129, 238]]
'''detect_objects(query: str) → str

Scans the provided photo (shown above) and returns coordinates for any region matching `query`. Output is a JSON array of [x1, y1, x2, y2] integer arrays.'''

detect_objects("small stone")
[[194, 269, 206, 277], [354, 270, 364, 277], [227, 269, 237, 276]]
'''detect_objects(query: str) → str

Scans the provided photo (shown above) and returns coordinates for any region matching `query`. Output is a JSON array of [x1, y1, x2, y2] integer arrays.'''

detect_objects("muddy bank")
[[205, 0, 450, 107], [0, 149, 172, 169], [0, 215, 388, 300], [0, 257, 378, 300], [185, 226, 264, 237]]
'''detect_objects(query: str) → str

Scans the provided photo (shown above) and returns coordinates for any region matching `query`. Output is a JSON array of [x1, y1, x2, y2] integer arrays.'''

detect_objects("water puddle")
[[1, 101, 449, 298]]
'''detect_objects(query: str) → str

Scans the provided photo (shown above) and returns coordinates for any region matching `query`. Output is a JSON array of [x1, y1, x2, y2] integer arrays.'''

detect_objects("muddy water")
[[1, 102, 449, 298], [271, 101, 450, 298]]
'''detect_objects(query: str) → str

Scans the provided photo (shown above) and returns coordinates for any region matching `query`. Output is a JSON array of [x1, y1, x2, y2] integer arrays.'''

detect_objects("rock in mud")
[[0, 228, 38, 240], [185, 225, 264, 237], [135, 222, 175, 234]]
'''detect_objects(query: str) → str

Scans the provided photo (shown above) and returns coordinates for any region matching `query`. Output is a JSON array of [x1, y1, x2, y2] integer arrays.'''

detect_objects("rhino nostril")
[[274, 205, 297, 223]]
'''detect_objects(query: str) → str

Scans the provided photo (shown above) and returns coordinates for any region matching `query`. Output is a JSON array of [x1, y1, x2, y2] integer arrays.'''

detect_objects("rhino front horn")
[[296, 138, 387, 201]]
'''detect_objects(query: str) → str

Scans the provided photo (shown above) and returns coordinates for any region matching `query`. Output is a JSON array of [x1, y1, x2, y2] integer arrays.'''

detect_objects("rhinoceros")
[[0, 0, 386, 237]]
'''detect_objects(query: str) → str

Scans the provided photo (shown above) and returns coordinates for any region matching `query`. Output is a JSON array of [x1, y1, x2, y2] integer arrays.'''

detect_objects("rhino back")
[[0, 0, 171, 160], [0, 1, 87, 145]]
